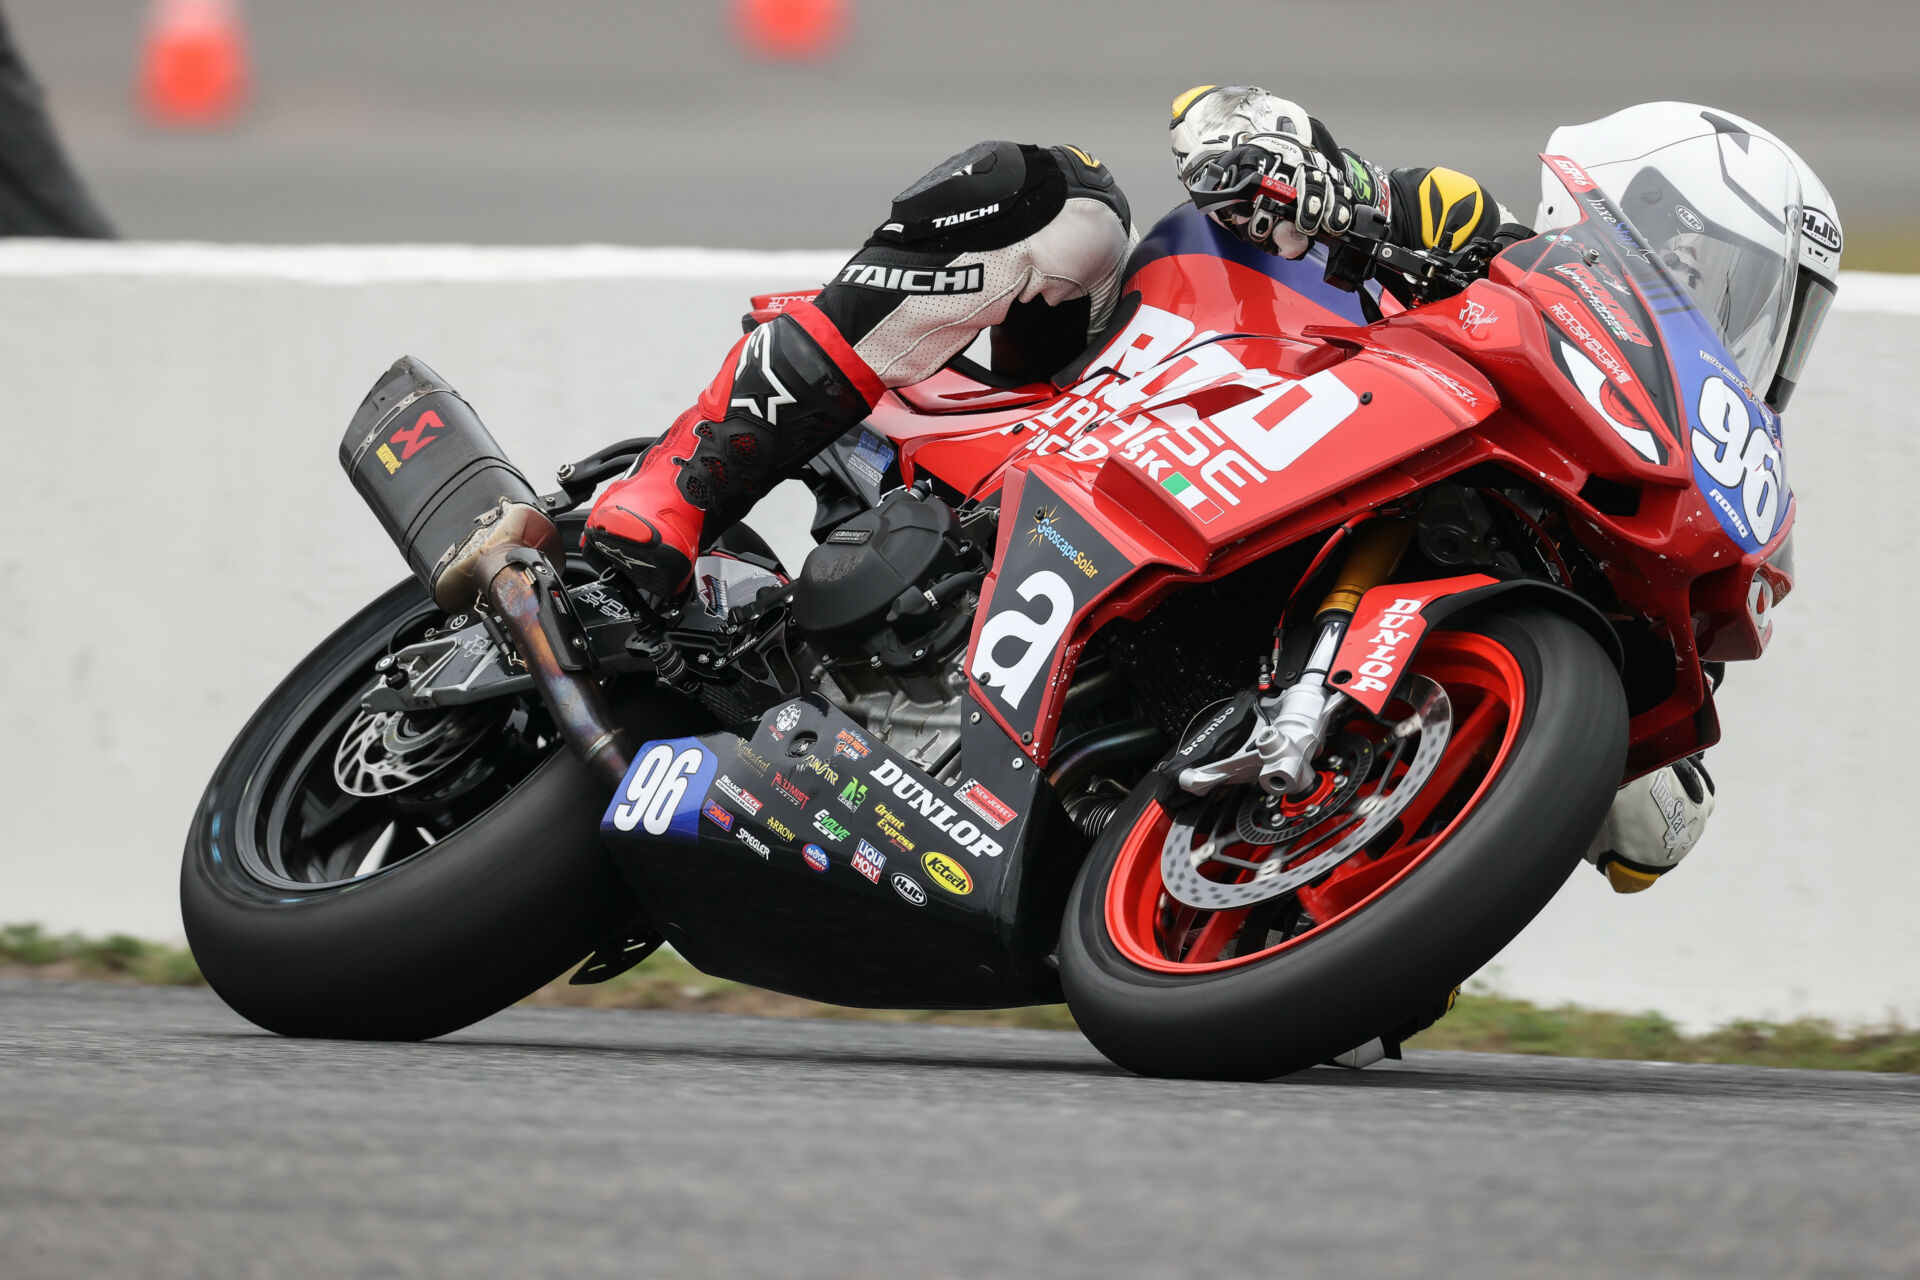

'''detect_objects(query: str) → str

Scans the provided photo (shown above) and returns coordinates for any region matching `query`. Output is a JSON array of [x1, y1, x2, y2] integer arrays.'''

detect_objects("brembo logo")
[[838, 263, 985, 294], [1347, 598, 1428, 698], [869, 759, 1003, 858], [933, 202, 999, 228]]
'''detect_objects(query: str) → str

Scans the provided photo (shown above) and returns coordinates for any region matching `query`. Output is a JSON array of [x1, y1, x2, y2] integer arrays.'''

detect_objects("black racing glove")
[[1184, 140, 1354, 260]]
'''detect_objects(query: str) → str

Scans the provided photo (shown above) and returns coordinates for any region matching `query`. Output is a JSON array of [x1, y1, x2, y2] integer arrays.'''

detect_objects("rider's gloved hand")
[[1171, 86, 1352, 260]]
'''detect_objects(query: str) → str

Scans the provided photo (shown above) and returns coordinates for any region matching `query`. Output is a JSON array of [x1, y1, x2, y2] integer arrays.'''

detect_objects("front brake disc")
[[1158, 677, 1453, 911]]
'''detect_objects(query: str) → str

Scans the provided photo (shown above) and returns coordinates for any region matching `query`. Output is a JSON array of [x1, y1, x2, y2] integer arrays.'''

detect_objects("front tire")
[[182, 577, 690, 1041], [1059, 606, 1625, 1080]]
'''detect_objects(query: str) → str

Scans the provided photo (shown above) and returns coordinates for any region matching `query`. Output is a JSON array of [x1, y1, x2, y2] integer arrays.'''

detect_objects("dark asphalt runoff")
[[5, 0, 1915, 245], [3, 980, 1918, 1279]]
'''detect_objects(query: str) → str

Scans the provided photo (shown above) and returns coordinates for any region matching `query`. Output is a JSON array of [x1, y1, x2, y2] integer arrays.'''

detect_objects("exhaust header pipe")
[[341, 357, 631, 785]]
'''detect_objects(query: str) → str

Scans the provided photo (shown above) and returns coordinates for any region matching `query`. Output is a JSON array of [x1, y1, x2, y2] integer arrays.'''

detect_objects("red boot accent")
[[582, 407, 706, 597]]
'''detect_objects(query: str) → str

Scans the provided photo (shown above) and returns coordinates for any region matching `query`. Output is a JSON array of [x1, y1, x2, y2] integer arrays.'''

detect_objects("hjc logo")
[[376, 409, 443, 475]]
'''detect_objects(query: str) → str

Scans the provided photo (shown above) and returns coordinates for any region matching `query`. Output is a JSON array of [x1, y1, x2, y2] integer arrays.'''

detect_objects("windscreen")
[[1544, 132, 1804, 394]]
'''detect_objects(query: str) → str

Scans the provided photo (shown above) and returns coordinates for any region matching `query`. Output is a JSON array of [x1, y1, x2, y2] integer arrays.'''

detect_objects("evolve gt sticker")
[[970, 478, 1127, 739], [603, 739, 718, 842]]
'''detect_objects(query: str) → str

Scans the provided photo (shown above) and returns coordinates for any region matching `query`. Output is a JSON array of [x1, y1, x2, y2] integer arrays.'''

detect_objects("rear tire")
[[181, 578, 692, 1040], [1059, 606, 1625, 1080]]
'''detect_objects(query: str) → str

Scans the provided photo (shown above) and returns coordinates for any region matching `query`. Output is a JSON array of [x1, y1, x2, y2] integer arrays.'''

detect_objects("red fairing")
[[766, 164, 1788, 777]]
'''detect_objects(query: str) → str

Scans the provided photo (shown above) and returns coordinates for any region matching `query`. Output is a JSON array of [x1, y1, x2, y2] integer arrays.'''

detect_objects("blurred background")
[[7, 0, 1919, 257], [2, 0, 1918, 1030]]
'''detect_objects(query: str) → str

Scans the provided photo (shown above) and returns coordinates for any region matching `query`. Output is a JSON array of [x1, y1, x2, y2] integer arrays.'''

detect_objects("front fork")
[[1180, 518, 1413, 797]]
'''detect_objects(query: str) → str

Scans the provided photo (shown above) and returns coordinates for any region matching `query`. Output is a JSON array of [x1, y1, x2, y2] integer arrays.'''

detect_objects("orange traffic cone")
[[732, 0, 848, 61], [139, 0, 250, 128]]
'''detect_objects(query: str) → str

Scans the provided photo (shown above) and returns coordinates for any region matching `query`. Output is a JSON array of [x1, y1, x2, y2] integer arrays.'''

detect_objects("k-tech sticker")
[[922, 852, 973, 896], [603, 740, 717, 842]]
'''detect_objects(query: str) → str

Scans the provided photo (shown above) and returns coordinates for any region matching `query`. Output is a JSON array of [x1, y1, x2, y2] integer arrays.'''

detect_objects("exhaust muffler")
[[340, 356, 631, 785]]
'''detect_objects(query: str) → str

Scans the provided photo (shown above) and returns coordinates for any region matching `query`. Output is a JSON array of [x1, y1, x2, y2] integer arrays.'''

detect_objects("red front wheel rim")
[[1103, 630, 1527, 975]]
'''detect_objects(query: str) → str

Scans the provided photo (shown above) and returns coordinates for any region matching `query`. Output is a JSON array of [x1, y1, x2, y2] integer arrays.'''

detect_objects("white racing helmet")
[[1536, 102, 1840, 412]]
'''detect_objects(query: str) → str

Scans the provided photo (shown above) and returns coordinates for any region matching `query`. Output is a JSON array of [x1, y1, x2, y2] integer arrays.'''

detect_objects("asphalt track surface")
[[5, 981, 1919, 1279], [7, 0, 1918, 245]]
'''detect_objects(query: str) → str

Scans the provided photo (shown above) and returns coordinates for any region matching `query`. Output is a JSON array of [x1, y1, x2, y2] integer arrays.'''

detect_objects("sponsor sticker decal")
[[921, 852, 973, 896], [771, 772, 808, 807], [890, 872, 927, 906], [604, 740, 718, 842], [714, 775, 762, 817], [771, 704, 802, 740], [851, 839, 888, 884], [765, 816, 796, 841], [838, 778, 869, 812], [955, 780, 1017, 831], [872, 802, 917, 853], [702, 801, 735, 832], [833, 728, 872, 762], [813, 810, 851, 843], [802, 843, 830, 872], [870, 760, 1003, 857], [735, 827, 771, 858]]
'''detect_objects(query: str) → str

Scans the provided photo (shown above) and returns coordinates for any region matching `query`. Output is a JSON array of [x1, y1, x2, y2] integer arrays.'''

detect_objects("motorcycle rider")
[[581, 85, 1717, 889]]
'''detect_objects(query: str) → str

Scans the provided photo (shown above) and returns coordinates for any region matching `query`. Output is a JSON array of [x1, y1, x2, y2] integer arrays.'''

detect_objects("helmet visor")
[[1768, 269, 1836, 412]]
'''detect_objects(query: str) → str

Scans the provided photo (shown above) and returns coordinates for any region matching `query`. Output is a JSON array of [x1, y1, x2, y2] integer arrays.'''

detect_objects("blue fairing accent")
[[1654, 297, 1791, 553], [1126, 204, 1373, 326], [602, 738, 718, 843]]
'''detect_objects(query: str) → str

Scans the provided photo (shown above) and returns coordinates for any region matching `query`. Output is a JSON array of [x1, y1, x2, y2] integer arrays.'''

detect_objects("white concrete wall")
[[1, 241, 1914, 1031]]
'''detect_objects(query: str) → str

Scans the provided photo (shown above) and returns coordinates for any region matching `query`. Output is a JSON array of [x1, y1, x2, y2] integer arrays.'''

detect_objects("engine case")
[[789, 489, 978, 669]]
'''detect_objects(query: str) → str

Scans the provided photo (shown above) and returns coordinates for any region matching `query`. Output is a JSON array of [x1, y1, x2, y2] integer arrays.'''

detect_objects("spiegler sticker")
[[604, 739, 718, 843]]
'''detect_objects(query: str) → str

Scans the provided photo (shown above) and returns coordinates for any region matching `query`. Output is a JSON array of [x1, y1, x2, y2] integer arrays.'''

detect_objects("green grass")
[[7, 923, 1916, 1072], [1, 923, 205, 987]]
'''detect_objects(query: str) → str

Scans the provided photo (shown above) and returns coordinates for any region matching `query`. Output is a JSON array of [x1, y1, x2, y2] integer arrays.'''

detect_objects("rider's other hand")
[[1172, 86, 1331, 260], [1184, 137, 1353, 261]]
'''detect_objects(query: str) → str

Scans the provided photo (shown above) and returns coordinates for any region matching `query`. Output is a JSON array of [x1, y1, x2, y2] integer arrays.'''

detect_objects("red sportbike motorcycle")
[[184, 150, 1795, 1079]]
